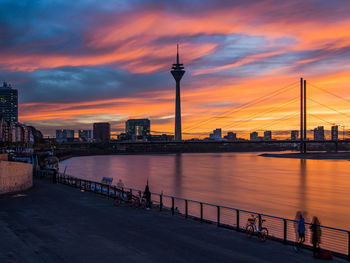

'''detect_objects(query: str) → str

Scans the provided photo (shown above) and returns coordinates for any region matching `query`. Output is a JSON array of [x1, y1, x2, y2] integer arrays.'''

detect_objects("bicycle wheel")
[[258, 227, 268, 242], [245, 225, 254, 238]]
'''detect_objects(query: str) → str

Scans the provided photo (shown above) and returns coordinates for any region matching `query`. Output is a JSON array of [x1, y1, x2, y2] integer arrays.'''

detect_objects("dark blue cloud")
[[0, 66, 172, 103]]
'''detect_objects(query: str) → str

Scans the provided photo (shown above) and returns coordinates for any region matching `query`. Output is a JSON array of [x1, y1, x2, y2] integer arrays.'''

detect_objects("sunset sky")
[[1, 0, 350, 139]]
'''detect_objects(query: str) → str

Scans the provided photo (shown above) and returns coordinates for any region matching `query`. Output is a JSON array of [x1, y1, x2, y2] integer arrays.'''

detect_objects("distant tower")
[[171, 44, 185, 141]]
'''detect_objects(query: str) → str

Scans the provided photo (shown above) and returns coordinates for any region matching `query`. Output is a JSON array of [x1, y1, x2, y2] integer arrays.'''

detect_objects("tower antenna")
[[177, 44, 179, 64]]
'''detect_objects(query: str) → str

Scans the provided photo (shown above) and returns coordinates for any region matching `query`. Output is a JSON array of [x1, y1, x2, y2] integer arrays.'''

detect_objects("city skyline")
[[1, 1, 350, 138]]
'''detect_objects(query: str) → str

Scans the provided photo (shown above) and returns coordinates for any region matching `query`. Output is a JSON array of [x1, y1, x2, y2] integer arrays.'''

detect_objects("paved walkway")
[[0, 179, 346, 263]]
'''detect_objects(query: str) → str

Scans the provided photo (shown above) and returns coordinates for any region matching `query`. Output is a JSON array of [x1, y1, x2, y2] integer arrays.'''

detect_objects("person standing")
[[310, 216, 321, 258], [143, 181, 151, 210], [297, 213, 306, 247]]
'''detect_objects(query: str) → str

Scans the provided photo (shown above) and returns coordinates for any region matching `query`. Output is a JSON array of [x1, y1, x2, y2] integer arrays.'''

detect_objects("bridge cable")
[[183, 81, 298, 132]]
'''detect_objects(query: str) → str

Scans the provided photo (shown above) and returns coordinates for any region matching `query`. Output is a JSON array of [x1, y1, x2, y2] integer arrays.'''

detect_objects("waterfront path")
[[0, 179, 346, 263]]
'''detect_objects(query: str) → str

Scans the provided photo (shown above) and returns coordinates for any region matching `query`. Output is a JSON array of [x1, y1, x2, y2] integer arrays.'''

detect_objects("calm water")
[[59, 153, 350, 229]]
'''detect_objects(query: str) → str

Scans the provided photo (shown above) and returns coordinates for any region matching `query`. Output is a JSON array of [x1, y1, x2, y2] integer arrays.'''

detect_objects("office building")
[[0, 116, 8, 142], [264, 131, 272, 141], [0, 82, 18, 123], [78, 129, 92, 142], [209, 128, 222, 140], [93, 122, 110, 142], [291, 130, 299, 141], [224, 132, 237, 141], [250, 131, 258, 141], [126, 119, 150, 139], [331, 125, 338, 141], [56, 129, 74, 143], [313, 126, 324, 141]]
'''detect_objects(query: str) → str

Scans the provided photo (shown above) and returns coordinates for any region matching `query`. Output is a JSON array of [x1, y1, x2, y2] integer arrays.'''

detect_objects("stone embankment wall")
[[0, 153, 8, 161], [0, 159, 33, 194]]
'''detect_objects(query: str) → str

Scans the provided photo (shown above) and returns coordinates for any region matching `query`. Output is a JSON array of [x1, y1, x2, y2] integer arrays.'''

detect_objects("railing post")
[[94, 183, 97, 193], [107, 185, 110, 199], [283, 219, 287, 244], [200, 203, 203, 222], [217, 206, 220, 227], [171, 197, 175, 215], [348, 231, 350, 261], [258, 214, 262, 230], [160, 194, 163, 211], [185, 200, 188, 218], [236, 209, 240, 231]]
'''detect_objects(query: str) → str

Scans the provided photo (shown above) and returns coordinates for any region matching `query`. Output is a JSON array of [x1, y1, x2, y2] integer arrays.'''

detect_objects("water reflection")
[[298, 159, 308, 219], [173, 153, 183, 196], [60, 153, 350, 229]]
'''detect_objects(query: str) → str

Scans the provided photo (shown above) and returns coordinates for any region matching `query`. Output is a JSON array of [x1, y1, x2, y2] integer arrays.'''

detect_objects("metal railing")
[[34, 169, 350, 260]]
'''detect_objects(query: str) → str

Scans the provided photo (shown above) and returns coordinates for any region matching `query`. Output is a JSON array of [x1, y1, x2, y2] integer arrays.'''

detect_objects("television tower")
[[171, 44, 185, 141]]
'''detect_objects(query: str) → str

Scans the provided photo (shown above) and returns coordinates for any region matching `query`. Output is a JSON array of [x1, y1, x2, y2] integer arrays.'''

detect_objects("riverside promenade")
[[0, 179, 345, 263]]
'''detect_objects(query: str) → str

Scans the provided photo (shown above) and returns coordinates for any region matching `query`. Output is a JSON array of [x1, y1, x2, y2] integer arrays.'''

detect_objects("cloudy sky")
[[1, 0, 350, 138]]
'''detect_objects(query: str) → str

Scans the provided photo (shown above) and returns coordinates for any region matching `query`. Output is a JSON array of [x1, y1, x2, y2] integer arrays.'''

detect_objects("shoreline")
[[260, 152, 350, 160], [57, 150, 291, 162]]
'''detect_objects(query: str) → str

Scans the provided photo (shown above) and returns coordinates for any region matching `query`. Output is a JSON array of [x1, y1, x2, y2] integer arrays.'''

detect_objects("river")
[[59, 152, 350, 230]]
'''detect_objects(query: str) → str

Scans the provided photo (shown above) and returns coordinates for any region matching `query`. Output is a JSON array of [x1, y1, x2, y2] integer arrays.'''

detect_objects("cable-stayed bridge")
[[147, 77, 350, 153]]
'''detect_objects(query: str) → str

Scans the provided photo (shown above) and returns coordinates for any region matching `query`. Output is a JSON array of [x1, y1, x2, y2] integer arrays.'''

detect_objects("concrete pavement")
[[0, 179, 346, 263]]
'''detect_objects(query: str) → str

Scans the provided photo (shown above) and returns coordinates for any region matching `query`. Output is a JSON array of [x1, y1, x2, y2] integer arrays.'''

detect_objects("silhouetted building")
[[27, 126, 43, 144], [125, 119, 150, 140], [224, 132, 237, 141], [291, 130, 299, 141], [0, 116, 7, 142], [331, 125, 338, 141], [171, 45, 185, 141], [264, 131, 272, 141], [209, 128, 222, 140], [78, 129, 92, 142], [0, 82, 18, 123], [313, 126, 324, 141], [250, 131, 258, 141], [93, 122, 110, 142], [56, 129, 74, 143], [0, 116, 37, 144]]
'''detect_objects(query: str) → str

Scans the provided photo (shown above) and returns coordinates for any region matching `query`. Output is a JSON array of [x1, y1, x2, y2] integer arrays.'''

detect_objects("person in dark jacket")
[[310, 216, 321, 257], [297, 213, 306, 246]]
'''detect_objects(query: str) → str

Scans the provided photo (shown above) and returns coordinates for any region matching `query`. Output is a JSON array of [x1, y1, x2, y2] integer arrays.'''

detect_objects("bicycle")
[[113, 191, 134, 207], [245, 214, 269, 242]]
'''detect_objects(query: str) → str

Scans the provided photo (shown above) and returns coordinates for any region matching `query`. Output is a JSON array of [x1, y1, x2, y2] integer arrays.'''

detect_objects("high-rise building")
[[93, 123, 110, 142], [56, 129, 74, 143], [78, 130, 92, 142], [264, 131, 272, 141], [125, 119, 150, 139], [313, 126, 324, 141], [213, 128, 222, 139], [331, 125, 338, 141], [250, 131, 258, 141], [171, 45, 185, 141], [291, 130, 299, 141], [0, 82, 18, 123], [209, 128, 222, 140]]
